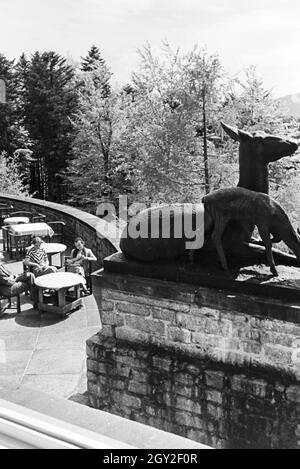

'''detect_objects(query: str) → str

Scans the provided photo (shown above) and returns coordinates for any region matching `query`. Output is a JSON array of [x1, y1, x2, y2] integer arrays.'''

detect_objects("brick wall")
[[0, 193, 118, 268], [87, 335, 300, 449], [92, 270, 300, 378], [87, 268, 300, 448]]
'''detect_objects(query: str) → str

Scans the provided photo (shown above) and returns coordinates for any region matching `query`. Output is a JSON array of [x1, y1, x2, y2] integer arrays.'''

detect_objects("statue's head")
[[221, 122, 298, 164]]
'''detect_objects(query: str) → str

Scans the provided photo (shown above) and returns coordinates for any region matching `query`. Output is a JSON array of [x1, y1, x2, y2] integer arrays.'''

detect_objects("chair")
[[32, 213, 46, 223], [8, 233, 32, 260], [0, 294, 21, 315], [9, 211, 34, 221], [64, 256, 94, 293], [47, 221, 66, 243], [0, 204, 15, 227], [2, 226, 10, 252]]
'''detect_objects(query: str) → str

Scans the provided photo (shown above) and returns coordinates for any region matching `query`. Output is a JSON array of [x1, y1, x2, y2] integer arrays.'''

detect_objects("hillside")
[[277, 92, 300, 118]]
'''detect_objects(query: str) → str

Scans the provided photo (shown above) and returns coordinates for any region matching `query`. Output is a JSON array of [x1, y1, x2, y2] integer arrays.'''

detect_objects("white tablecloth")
[[4, 217, 30, 225], [35, 272, 84, 290], [9, 222, 54, 238]]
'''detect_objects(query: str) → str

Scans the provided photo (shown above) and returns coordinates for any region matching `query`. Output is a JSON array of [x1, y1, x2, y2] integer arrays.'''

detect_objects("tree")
[[20, 51, 78, 201], [81, 46, 111, 97], [81, 45, 106, 71], [119, 42, 226, 204], [183, 47, 224, 193], [0, 53, 31, 156], [67, 62, 129, 210], [221, 66, 282, 131], [0, 151, 28, 196]]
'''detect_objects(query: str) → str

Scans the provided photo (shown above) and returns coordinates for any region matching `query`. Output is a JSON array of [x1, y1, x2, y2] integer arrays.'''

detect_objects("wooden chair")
[[0, 294, 21, 315], [0, 293, 21, 316], [0, 204, 15, 227], [9, 211, 34, 221], [32, 213, 46, 223], [64, 256, 94, 293], [47, 221, 66, 243], [2, 226, 10, 252], [8, 233, 32, 260]]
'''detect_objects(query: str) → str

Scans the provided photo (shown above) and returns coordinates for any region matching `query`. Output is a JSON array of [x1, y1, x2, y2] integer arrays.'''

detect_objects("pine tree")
[[81, 45, 105, 71], [0, 53, 29, 156], [81, 46, 111, 97], [21, 51, 78, 201]]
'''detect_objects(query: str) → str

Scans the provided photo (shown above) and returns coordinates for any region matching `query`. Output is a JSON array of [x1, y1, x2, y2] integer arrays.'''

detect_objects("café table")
[[35, 272, 84, 317], [4, 217, 30, 225], [9, 222, 54, 239]]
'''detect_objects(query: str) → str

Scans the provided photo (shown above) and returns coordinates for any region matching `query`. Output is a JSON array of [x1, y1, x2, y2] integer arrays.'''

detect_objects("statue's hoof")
[[271, 267, 279, 277]]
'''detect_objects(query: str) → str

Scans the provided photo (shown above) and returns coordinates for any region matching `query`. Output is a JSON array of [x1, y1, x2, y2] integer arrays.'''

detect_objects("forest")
[[0, 43, 299, 228]]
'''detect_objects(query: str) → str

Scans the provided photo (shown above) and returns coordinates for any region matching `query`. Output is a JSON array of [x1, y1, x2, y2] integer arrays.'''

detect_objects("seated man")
[[24, 236, 57, 277], [0, 263, 37, 307]]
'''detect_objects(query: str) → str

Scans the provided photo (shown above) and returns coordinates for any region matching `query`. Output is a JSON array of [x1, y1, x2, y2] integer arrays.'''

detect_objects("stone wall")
[[87, 268, 300, 449], [92, 270, 300, 378], [0, 193, 118, 268], [87, 335, 300, 449]]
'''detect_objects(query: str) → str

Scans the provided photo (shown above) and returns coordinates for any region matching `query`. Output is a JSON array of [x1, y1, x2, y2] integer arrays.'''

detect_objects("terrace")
[[0, 193, 206, 449], [0, 253, 101, 400], [0, 195, 108, 400]]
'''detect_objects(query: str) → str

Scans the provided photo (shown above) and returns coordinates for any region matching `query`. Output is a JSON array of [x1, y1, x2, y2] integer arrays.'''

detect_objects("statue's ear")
[[221, 122, 252, 143], [238, 129, 252, 143], [221, 122, 240, 141]]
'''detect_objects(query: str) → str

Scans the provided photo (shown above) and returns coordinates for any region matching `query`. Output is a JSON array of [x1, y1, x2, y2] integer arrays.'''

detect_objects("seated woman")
[[24, 236, 57, 277], [66, 237, 97, 294]]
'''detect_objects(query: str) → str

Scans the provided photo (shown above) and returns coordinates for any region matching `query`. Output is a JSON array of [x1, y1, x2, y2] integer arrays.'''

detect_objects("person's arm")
[[41, 250, 49, 268], [0, 266, 15, 286], [84, 249, 97, 262], [67, 249, 79, 264]]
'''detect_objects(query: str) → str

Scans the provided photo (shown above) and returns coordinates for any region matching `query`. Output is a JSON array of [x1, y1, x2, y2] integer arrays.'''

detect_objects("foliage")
[[0, 54, 31, 156], [18, 51, 78, 200], [0, 43, 299, 229], [119, 42, 226, 204], [67, 60, 129, 210], [81, 45, 111, 97], [0, 151, 29, 196]]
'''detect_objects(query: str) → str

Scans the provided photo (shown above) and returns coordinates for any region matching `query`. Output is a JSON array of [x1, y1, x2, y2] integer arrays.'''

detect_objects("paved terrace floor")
[[0, 245, 101, 400]]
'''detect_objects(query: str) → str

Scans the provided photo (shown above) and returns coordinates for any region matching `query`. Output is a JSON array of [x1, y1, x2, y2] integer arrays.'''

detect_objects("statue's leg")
[[219, 223, 298, 267], [211, 216, 230, 271], [257, 224, 278, 275]]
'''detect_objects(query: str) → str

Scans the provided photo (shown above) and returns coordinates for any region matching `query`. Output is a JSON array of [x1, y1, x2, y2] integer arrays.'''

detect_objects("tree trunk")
[[202, 88, 210, 194]]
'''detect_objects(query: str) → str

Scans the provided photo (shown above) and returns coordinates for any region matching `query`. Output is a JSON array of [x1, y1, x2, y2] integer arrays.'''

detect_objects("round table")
[[4, 217, 30, 225], [35, 272, 84, 316]]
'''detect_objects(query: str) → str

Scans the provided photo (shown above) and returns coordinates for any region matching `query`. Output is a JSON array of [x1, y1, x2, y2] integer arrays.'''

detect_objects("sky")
[[0, 0, 299, 98]]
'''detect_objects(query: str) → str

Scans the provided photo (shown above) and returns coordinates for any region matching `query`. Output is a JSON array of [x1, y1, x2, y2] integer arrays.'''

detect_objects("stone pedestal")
[[87, 253, 300, 449]]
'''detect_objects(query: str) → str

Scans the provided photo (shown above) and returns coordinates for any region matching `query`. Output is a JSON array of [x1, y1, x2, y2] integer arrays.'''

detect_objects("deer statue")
[[220, 122, 298, 195], [202, 187, 300, 276], [216, 123, 299, 265]]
